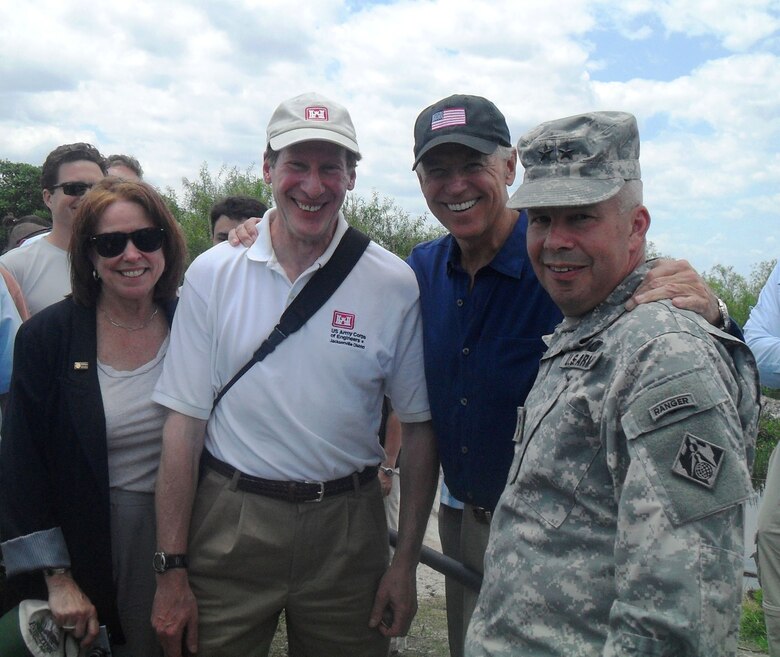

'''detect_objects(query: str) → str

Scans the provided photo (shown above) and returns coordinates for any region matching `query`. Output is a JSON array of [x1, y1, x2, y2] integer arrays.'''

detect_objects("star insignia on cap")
[[538, 144, 554, 161], [558, 145, 575, 161]]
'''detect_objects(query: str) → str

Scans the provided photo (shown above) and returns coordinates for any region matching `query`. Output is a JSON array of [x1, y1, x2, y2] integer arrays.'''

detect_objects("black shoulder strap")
[[212, 226, 371, 411]]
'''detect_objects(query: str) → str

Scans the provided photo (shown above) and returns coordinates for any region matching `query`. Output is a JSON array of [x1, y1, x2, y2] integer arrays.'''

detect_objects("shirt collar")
[[246, 210, 349, 272], [445, 210, 528, 280]]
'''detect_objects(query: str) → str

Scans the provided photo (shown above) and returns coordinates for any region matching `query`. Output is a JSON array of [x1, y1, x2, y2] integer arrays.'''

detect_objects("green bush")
[[741, 589, 769, 652]]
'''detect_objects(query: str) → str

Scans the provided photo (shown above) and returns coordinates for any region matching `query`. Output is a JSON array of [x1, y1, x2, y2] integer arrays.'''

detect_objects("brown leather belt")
[[201, 450, 378, 503]]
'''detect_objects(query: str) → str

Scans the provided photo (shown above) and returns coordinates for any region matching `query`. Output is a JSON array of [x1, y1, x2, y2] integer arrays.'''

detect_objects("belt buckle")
[[303, 481, 325, 503]]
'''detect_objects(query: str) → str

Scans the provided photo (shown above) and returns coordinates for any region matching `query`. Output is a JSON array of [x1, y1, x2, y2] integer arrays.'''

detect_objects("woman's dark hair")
[[70, 177, 187, 306]]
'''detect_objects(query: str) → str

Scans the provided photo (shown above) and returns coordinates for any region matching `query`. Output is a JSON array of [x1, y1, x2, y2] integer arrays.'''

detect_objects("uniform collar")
[[542, 261, 651, 356]]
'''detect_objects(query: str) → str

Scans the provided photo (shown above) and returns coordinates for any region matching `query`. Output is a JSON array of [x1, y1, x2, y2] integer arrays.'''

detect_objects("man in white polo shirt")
[[151, 92, 438, 657]]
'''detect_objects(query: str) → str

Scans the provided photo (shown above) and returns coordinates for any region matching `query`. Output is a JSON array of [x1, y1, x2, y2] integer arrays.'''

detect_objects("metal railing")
[[390, 530, 760, 589], [388, 529, 482, 592]]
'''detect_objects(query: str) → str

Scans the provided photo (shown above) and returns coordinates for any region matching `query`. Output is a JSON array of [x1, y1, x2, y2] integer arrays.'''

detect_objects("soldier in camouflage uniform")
[[465, 111, 760, 657]]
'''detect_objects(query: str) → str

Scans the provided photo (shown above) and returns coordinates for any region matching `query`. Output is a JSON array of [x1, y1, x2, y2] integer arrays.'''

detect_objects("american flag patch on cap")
[[431, 108, 466, 131]]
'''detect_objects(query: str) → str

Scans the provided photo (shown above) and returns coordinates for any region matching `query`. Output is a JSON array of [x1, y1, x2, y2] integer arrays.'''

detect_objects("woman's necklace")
[[100, 306, 159, 332]]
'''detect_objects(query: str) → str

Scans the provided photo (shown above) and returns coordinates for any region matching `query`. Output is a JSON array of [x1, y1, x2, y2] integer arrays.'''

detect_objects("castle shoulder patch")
[[671, 432, 725, 489]]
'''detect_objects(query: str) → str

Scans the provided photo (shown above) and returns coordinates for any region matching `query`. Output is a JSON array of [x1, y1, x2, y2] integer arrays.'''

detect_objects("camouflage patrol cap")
[[507, 111, 640, 209]]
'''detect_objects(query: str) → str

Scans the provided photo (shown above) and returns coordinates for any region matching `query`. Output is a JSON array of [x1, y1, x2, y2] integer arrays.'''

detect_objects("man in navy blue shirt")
[[406, 94, 733, 657]]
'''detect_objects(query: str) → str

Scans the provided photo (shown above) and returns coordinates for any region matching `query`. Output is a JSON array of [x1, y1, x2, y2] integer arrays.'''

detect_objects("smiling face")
[[263, 141, 355, 252], [526, 191, 650, 317], [90, 200, 165, 305], [43, 160, 105, 231], [417, 143, 516, 245]]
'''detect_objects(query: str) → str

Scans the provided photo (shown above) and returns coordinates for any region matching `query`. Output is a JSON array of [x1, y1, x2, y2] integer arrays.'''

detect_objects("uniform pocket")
[[514, 389, 601, 528], [622, 370, 752, 526], [698, 542, 742, 656]]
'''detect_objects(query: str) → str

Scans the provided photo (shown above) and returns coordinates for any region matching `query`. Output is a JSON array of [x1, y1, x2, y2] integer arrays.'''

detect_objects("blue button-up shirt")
[[745, 260, 780, 388], [407, 212, 561, 510]]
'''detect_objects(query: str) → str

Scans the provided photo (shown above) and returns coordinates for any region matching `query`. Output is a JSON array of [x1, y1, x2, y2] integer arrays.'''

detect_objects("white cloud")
[[601, 0, 780, 50], [0, 0, 778, 275]]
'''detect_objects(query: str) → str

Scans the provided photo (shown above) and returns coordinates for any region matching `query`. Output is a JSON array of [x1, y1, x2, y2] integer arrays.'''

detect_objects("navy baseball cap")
[[412, 94, 512, 170]]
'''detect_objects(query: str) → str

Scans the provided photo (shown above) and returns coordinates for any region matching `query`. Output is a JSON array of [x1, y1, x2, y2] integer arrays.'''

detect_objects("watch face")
[[153, 551, 187, 573]]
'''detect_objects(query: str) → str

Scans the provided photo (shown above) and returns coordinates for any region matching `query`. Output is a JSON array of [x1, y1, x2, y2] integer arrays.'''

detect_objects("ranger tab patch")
[[560, 351, 601, 370], [672, 432, 725, 489], [649, 393, 697, 421]]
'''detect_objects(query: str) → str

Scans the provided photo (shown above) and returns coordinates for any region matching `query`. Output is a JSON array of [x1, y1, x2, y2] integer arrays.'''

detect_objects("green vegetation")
[[741, 589, 769, 653], [704, 260, 777, 328], [0, 160, 50, 248], [0, 160, 48, 220], [163, 163, 444, 264], [162, 163, 274, 265], [343, 191, 444, 259]]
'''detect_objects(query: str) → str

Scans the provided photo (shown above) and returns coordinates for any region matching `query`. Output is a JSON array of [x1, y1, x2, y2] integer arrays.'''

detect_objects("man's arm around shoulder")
[[369, 419, 438, 636], [152, 410, 207, 657]]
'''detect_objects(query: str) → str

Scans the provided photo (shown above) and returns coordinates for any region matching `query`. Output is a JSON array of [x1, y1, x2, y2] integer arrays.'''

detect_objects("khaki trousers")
[[189, 467, 391, 657], [438, 502, 491, 657]]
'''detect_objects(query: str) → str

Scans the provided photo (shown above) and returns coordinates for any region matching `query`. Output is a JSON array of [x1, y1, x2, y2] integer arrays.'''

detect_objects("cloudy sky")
[[2, 0, 778, 276]]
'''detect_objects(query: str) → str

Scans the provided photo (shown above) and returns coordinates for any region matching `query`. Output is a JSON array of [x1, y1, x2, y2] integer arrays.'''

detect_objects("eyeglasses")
[[90, 227, 165, 258], [50, 181, 94, 197]]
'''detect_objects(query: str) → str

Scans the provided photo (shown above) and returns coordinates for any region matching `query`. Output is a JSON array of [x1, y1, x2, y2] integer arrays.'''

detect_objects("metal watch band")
[[380, 466, 396, 477], [716, 297, 731, 331]]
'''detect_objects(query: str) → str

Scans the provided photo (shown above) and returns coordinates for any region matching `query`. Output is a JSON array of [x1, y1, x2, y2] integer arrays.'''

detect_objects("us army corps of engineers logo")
[[329, 310, 366, 350], [672, 432, 725, 489]]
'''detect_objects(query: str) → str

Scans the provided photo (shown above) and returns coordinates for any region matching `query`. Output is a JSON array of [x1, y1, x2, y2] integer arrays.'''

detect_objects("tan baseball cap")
[[266, 92, 360, 155]]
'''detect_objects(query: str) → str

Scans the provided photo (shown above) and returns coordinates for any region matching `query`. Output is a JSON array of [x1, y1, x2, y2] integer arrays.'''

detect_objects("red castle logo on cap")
[[305, 106, 329, 121]]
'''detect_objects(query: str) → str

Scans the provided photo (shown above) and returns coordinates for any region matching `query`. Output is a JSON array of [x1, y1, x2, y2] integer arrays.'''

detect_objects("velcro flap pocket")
[[622, 370, 752, 526]]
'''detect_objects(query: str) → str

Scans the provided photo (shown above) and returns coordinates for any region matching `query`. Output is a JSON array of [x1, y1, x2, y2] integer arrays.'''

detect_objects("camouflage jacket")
[[466, 263, 759, 657]]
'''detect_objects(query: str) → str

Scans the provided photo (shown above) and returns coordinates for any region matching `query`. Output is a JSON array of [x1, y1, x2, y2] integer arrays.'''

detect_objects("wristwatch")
[[44, 567, 70, 577], [153, 551, 188, 574], [716, 297, 731, 332], [379, 466, 396, 477]]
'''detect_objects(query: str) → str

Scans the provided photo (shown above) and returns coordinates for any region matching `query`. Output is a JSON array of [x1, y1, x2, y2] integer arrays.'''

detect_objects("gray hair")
[[106, 154, 144, 179], [614, 179, 643, 214]]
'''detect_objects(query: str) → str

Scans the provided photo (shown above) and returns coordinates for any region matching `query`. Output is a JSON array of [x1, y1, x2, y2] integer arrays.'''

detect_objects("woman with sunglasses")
[[0, 177, 187, 655]]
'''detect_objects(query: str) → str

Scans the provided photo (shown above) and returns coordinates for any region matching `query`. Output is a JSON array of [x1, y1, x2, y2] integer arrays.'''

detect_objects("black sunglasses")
[[50, 181, 94, 197], [90, 227, 165, 258]]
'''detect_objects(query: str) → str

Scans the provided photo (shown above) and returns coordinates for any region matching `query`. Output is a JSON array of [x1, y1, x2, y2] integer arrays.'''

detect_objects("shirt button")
[[456, 298, 464, 307], [461, 446, 469, 454], [462, 347, 470, 356], [460, 397, 468, 406]]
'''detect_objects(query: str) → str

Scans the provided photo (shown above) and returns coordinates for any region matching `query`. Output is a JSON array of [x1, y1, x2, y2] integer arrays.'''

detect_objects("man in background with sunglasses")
[[0, 143, 106, 315]]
